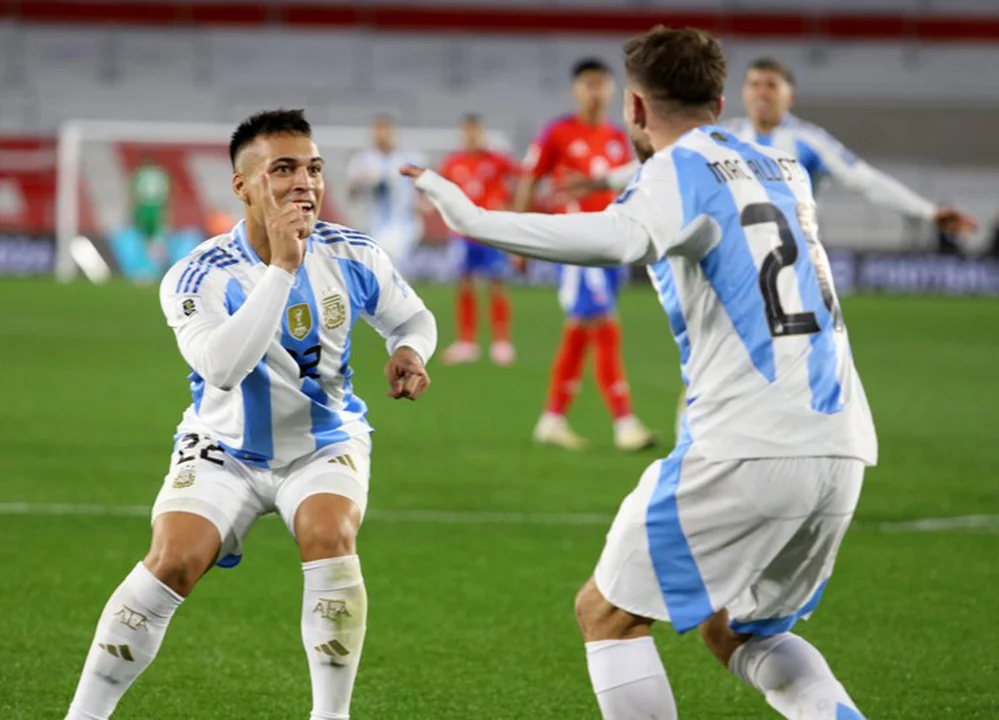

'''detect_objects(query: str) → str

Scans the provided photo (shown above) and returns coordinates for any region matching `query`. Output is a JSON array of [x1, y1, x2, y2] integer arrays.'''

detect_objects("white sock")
[[585, 636, 677, 720], [65, 562, 183, 720], [302, 555, 367, 720], [728, 633, 866, 720]]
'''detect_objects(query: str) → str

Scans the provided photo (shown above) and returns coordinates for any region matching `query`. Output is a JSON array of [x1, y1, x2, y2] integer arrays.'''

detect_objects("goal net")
[[55, 119, 552, 284]]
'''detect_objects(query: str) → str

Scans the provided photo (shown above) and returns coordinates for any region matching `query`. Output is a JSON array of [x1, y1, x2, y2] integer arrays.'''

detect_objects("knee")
[[143, 543, 210, 597], [574, 578, 638, 642], [298, 511, 358, 561]]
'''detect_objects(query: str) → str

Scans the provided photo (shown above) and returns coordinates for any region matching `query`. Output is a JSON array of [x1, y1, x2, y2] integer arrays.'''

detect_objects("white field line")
[[1, 502, 998, 533]]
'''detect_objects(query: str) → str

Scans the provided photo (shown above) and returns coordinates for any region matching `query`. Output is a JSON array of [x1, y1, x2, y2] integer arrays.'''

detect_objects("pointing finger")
[[260, 172, 280, 215]]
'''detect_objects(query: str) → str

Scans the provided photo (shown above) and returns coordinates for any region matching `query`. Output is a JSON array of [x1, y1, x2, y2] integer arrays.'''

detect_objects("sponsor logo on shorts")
[[181, 298, 197, 317], [172, 467, 196, 489], [322, 293, 346, 330], [288, 303, 312, 341]]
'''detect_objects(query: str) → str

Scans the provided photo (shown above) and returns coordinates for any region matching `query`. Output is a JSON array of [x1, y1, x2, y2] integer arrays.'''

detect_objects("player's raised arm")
[[803, 127, 977, 234], [402, 166, 660, 267], [159, 173, 305, 391]]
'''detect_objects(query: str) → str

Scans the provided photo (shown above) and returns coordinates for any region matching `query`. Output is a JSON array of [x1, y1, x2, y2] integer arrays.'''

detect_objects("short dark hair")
[[229, 108, 311, 168], [461, 112, 483, 125], [747, 56, 795, 86], [623, 25, 726, 115], [572, 57, 612, 79]]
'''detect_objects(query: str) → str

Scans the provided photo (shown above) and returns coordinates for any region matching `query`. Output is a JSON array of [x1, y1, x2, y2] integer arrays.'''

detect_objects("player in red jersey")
[[439, 114, 521, 366], [514, 58, 657, 452]]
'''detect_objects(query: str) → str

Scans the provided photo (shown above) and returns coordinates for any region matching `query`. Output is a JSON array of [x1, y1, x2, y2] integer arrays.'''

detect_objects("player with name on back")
[[404, 25, 879, 720], [515, 57, 657, 452], [64, 109, 437, 720], [438, 113, 522, 366]]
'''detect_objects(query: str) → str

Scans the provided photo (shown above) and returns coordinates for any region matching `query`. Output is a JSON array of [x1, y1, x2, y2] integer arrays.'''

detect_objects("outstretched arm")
[[805, 130, 977, 234], [405, 167, 657, 267]]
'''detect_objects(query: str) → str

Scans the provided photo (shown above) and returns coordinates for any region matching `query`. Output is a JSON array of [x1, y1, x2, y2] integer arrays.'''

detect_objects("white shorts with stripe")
[[152, 432, 371, 568], [594, 436, 864, 635]]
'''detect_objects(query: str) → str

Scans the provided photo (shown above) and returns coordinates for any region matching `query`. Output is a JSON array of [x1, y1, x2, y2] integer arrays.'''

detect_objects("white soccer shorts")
[[151, 432, 372, 568], [594, 438, 864, 635]]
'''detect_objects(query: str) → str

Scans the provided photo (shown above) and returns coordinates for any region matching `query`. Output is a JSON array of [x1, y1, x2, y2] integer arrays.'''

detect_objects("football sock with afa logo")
[[65, 562, 183, 720], [302, 555, 367, 720]]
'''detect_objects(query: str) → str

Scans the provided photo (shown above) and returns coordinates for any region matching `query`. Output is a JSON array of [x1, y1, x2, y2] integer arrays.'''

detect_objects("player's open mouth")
[[293, 201, 315, 213]]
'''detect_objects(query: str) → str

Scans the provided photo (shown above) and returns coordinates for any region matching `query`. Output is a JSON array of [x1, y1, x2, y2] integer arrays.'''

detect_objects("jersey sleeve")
[[160, 258, 294, 390], [523, 122, 560, 180], [414, 170, 656, 266], [608, 152, 689, 258], [799, 127, 936, 221], [356, 244, 436, 362], [345, 150, 374, 187]]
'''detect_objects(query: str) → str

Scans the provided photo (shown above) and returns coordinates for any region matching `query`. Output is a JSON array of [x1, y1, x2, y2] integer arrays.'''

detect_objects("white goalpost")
[[55, 119, 513, 283]]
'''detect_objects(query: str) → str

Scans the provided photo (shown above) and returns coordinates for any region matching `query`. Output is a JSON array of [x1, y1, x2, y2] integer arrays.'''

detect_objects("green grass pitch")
[[1, 279, 997, 718]]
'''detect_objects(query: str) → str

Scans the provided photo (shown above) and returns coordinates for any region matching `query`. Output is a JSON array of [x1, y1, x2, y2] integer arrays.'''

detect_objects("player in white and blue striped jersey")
[[729, 56, 977, 232], [408, 26, 872, 720], [585, 59, 976, 237], [65, 110, 437, 720], [346, 114, 427, 268]]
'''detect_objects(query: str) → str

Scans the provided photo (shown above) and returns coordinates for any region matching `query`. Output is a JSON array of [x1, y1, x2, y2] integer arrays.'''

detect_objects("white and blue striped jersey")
[[160, 220, 428, 469], [614, 126, 878, 464], [346, 148, 426, 245], [725, 113, 936, 220]]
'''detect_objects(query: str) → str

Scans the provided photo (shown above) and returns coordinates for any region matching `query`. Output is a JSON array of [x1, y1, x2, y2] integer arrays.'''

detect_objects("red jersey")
[[439, 149, 520, 211], [523, 113, 632, 213]]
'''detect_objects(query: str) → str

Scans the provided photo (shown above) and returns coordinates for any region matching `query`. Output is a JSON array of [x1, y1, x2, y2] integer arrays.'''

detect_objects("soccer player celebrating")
[[515, 57, 657, 452], [64, 109, 436, 720], [438, 114, 520, 366], [405, 25, 885, 720], [346, 114, 427, 269]]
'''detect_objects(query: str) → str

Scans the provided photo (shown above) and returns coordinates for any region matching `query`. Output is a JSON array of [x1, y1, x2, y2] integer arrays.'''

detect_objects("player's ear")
[[632, 92, 648, 130], [716, 95, 726, 119], [232, 172, 250, 205]]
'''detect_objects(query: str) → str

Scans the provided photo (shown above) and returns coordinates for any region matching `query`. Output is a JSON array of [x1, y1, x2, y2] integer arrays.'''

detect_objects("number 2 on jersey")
[[740, 202, 841, 338]]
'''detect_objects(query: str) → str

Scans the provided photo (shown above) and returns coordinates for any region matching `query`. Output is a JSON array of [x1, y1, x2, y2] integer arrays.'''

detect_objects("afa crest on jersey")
[[172, 466, 196, 489], [288, 303, 313, 341], [322, 293, 346, 330]]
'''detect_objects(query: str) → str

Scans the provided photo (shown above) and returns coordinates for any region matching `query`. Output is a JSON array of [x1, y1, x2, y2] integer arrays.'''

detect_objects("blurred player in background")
[[346, 114, 427, 270], [131, 154, 170, 247], [126, 154, 171, 273], [516, 58, 657, 452], [438, 114, 520, 366], [407, 23, 878, 720], [572, 57, 977, 235], [64, 109, 436, 720], [731, 56, 977, 233]]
